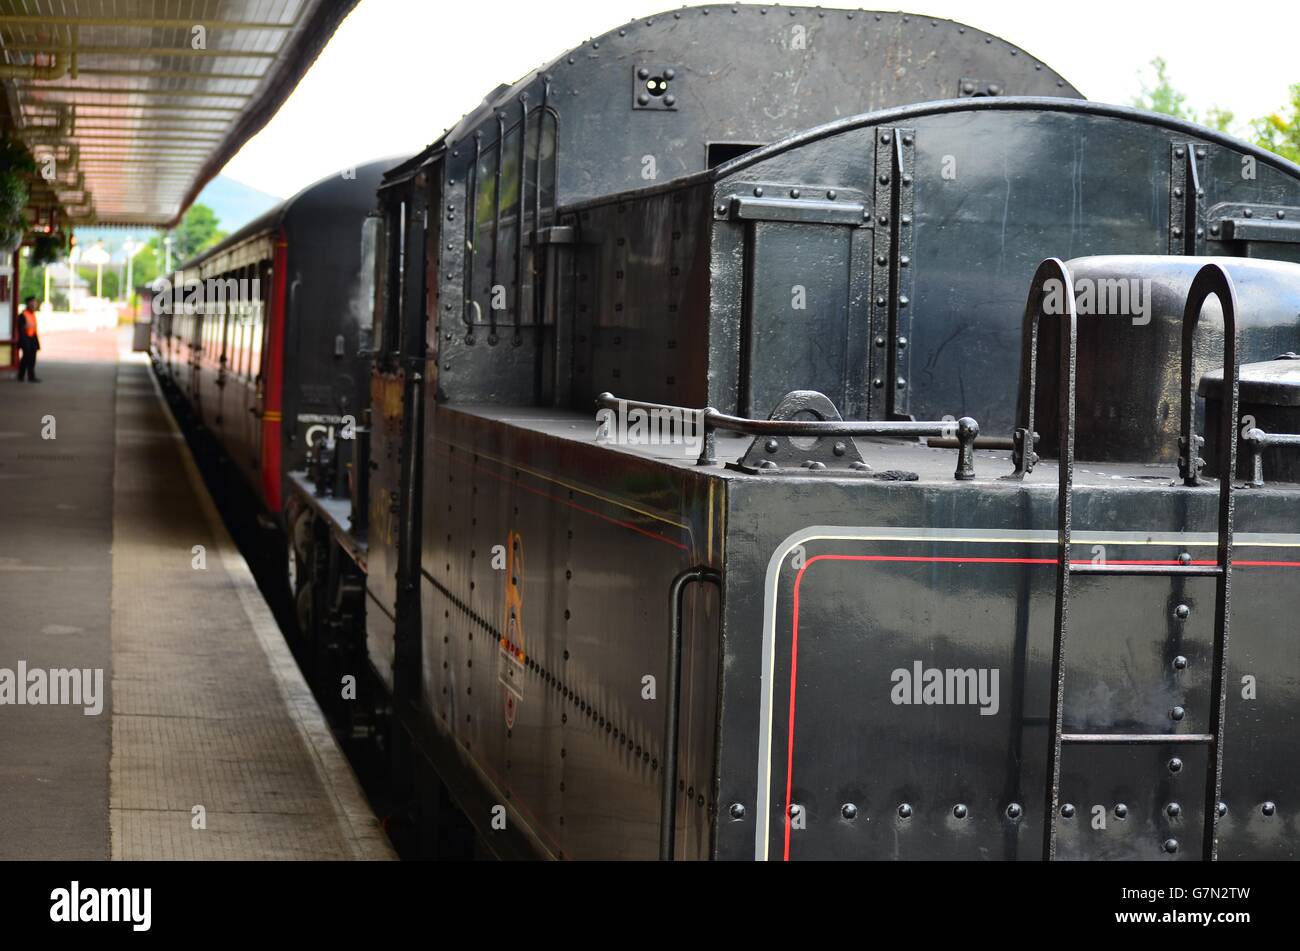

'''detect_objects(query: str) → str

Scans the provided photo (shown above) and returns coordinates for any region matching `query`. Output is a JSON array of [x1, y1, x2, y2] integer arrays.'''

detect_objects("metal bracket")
[[871, 127, 916, 417], [633, 65, 678, 110], [1169, 143, 1207, 255], [724, 194, 868, 227], [1208, 203, 1300, 244], [732, 391, 871, 474], [959, 78, 1005, 97]]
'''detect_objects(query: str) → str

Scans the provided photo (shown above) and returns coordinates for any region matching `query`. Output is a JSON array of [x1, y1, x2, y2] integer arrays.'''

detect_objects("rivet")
[[1169, 757, 1184, 774], [716, 204, 727, 215], [827, 190, 836, 200], [1167, 802, 1181, 817], [1174, 187, 1183, 198], [897, 336, 909, 349], [879, 173, 890, 185], [872, 378, 884, 389], [874, 336, 886, 347], [729, 802, 746, 821], [1006, 803, 1023, 819], [1262, 801, 1276, 816], [841, 803, 858, 820], [1114, 803, 1128, 819], [1170, 705, 1185, 721], [1217, 802, 1228, 817], [1172, 227, 1182, 237], [902, 135, 914, 146], [1175, 147, 1186, 158], [898, 803, 913, 819], [790, 188, 800, 198], [1163, 838, 1179, 854], [664, 94, 675, 107], [832, 441, 847, 457], [877, 255, 888, 266], [637, 67, 649, 79], [753, 186, 764, 197], [881, 132, 892, 144], [896, 377, 906, 388], [1178, 552, 1192, 565], [764, 438, 779, 453], [1061, 803, 1076, 818], [1211, 224, 1221, 236], [1175, 603, 1190, 619], [1244, 208, 1254, 218], [1174, 655, 1188, 670], [953, 804, 968, 819]]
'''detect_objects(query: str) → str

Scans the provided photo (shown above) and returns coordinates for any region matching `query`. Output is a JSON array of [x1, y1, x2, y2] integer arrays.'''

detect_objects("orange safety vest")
[[19, 308, 38, 338]]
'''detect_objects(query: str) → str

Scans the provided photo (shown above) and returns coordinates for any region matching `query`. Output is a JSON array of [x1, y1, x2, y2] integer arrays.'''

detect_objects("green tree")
[[1132, 58, 1235, 133], [1133, 57, 1194, 120], [170, 203, 227, 262], [1250, 83, 1300, 164]]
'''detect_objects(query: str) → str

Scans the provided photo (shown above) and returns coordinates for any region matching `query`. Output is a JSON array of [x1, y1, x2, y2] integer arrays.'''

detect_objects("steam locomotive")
[[153, 6, 1300, 860]]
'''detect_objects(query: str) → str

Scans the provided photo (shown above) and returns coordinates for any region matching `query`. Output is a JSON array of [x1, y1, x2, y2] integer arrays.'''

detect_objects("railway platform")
[[0, 329, 393, 861]]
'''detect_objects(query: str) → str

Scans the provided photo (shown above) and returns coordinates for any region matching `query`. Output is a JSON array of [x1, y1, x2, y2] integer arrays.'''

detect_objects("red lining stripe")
[[781, 551, 1300, 861]]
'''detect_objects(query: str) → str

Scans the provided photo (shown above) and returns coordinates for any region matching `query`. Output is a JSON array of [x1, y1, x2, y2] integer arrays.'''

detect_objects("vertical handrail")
[[1179, 263, 1240, 861], [660, 566, 721, 861], [1028, 258, 1078, 862]]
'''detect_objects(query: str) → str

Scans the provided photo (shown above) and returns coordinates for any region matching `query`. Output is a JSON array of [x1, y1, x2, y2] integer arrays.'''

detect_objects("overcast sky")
[[221, 0, 1300, 198]]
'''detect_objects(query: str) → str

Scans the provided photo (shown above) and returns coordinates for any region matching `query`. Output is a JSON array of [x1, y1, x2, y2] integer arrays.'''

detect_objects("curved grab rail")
[[1179, 264, 1241, 488], [1177, 263, 1240, 863], [1009, 258, 1077, 479]]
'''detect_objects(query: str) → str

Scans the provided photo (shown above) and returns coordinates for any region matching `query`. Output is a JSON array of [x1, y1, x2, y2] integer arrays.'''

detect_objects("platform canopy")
[[0, 0, 357, 228]]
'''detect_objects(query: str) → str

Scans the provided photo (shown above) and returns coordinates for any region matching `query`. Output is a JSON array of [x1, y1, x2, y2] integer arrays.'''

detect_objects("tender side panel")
[[418, 407, 721, 858]]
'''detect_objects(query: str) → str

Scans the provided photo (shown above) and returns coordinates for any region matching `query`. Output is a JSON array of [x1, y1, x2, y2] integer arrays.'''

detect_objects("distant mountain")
[[72, 175, 283, 257], [194, 175, 283, 233]]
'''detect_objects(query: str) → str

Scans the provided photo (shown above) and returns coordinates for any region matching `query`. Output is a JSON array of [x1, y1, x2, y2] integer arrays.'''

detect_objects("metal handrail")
[[1240, 428, 1300, 487], [595, 392, 980, 477]]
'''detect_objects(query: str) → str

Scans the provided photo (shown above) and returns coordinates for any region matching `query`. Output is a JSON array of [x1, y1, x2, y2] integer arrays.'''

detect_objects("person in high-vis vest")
[[16, 296, 41, 383]]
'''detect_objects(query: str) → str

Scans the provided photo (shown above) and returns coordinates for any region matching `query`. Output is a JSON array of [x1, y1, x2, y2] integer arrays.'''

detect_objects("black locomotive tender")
[[152, 7, 1300, 860]]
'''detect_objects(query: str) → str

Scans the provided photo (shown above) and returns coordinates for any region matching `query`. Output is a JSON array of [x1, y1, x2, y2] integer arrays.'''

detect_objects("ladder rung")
[[1060, 732, 1214, 745], [1068, 563, 1223, 578]]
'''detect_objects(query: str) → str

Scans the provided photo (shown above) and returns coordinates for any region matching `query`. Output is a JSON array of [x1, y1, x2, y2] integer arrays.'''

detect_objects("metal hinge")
[[1170, 142, 1207, 254], [871, 126, 916, 418]]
